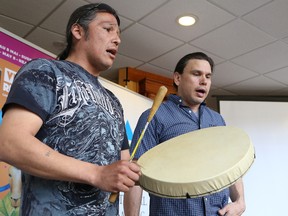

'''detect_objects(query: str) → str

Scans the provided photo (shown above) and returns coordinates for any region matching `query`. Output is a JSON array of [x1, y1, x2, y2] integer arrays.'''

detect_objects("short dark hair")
[[173, 52, 214, 88], [58, 3, 120, 60]]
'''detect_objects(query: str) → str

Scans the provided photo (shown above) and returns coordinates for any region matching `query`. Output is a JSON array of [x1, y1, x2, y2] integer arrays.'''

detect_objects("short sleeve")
[[2, 59, 57, 121]]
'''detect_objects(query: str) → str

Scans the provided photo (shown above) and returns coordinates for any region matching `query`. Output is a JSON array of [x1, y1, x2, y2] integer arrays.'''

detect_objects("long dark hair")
[[173, 52, 214, 88], [57, 3, 120, 60]]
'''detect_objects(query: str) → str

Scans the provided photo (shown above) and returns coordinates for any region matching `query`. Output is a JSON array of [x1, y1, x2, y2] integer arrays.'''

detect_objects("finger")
[[114, 177, 136, 192], [129, 167, 142, 181], [128, 161, 141, 172], [218, 209, 227, 216]]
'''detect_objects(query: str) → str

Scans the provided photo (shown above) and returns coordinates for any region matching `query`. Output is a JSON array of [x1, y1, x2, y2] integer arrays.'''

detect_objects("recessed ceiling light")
[[177, 15, 197, 26]]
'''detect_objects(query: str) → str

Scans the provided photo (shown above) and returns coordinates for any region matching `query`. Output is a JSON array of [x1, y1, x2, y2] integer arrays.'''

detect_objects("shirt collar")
[[168, 94, 207, 107]]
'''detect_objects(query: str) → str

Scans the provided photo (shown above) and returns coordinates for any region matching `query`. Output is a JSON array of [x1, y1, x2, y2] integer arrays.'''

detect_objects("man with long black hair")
[[0, 3, 140, 215]]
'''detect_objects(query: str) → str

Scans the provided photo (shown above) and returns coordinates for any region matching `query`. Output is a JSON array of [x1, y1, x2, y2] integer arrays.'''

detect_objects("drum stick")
[[109, 85, 168, 203], [130, 85, 168, 160]]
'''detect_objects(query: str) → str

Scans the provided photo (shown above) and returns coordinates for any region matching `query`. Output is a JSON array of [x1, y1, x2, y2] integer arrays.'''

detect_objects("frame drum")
[[137, 126, 255, 198]]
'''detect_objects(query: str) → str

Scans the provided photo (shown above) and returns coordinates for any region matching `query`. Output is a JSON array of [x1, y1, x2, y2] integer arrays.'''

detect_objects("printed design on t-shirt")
[[49, 77, 115, 127], [19, 61, 122, 215]]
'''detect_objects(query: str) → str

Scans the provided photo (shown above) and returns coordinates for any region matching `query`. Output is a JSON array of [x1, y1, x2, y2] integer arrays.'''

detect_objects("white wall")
[[99, 78, 151, 215], [219, 100, 288, 216]]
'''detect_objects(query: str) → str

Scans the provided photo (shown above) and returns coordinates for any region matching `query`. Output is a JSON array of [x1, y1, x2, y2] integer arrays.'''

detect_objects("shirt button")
[[189, 110, 192, 113], [204, 197, 208, 201]]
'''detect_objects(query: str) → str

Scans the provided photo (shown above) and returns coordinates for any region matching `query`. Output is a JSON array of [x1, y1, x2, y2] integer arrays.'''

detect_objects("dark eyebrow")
[[104, 22, 120, 29], [191, 69, 204, 73], [191, 70, 212, 75]]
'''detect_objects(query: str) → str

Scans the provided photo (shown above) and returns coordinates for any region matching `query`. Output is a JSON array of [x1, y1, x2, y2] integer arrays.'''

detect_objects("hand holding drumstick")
[[109, 86, 168, 203]]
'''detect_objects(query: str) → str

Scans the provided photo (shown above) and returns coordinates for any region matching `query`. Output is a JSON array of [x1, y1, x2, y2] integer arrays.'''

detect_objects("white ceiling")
[[1, 0, 288, 97]]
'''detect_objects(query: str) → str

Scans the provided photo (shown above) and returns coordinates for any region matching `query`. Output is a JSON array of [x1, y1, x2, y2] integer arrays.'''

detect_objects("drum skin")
[[137, 126, 255, 198]]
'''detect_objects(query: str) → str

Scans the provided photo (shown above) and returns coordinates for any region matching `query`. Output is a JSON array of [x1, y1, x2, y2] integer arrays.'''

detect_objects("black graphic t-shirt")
[[3, 59, 128, 216]]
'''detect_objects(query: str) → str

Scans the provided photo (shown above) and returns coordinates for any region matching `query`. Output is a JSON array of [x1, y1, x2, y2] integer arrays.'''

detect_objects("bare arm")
[[229, 178, 246, 214], [124, 184, 143, 216], [123, 157, 143, 216], [121, 149, 130, 161], [218, 178, 246, 216], [230, 178, 245, 206], [0, 105, 140, 192]]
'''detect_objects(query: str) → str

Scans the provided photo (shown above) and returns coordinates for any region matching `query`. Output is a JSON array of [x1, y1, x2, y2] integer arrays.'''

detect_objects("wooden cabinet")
[[118, 67, 176, 99]]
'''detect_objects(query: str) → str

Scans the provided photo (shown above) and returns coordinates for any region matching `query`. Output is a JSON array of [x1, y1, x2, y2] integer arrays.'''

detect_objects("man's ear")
[[173, 72, 181, 87], [70, 23, 83, 40]]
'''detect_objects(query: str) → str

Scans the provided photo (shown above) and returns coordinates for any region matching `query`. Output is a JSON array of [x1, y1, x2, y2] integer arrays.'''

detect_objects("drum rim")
[[138, 126, 255, 198]]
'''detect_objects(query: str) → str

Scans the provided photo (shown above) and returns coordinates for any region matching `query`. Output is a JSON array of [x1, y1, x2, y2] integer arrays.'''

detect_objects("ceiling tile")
[[150, 44, 224, 71], [119, 23, 183, 62], [213, 62, 259, 87], [137, 64, 172, 78], [101, 54, 143, 81], [140, 0, 235, 42], [25, 27, 65, 55], [282, 36, 288, 45], [0, 0, 63, 25], [210, 88, 236, 96], [191, 19, 275, 59], [118, 16, 134, 30], [267, 87, 288, 96], [232, 41, 288, 74], [223, 75, 287, 95], [264, 66, 288, 85], [243, 0, 288, 39], [88, 0, 167, 21], [40, 0, 88, 35], [0, 15, 33, 37], [110, 54, 143, 69], [99, 71, 117, 83], [208, 0, 273, 16]]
